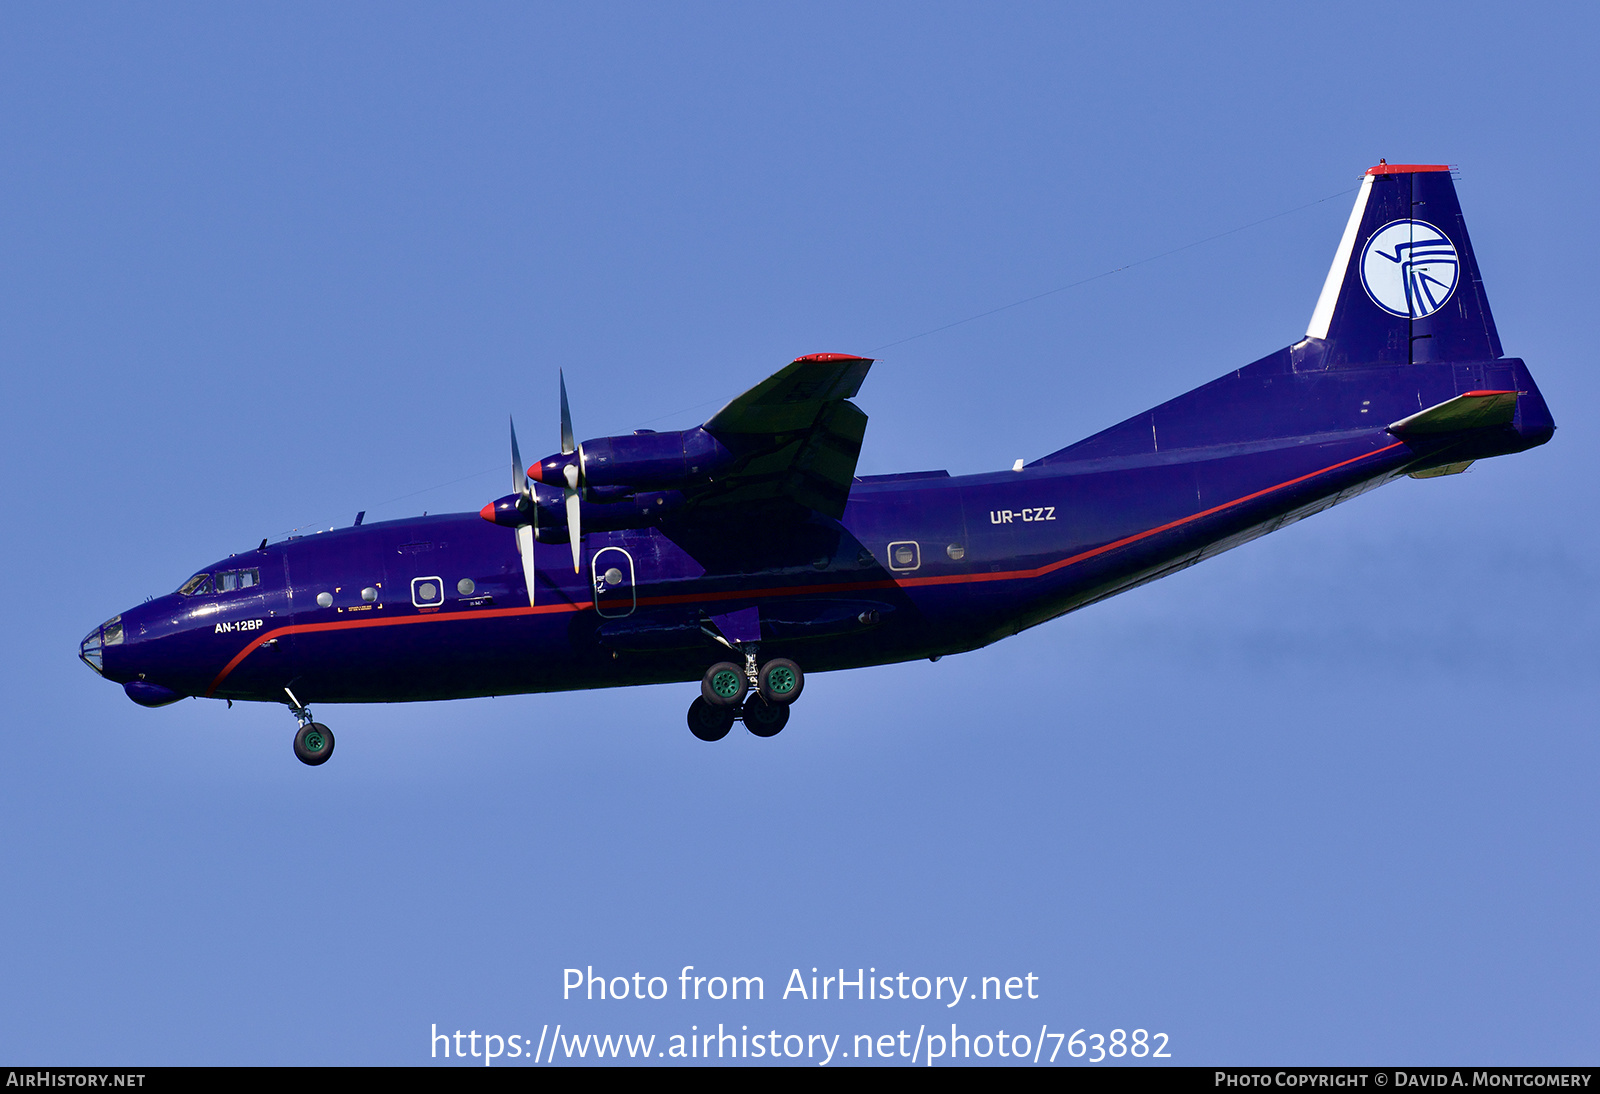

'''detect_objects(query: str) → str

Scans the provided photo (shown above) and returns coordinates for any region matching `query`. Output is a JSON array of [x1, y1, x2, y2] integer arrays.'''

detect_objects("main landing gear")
[[688, 649, 803, 742], [285, 687, 335, 766]]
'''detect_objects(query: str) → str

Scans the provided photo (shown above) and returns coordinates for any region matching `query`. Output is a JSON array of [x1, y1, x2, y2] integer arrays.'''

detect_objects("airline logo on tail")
[[1360, 219, 1460, 319]]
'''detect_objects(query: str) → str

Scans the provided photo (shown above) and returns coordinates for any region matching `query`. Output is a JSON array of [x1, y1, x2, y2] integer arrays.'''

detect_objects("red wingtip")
[[793, 352, 873, 363], [1366, 162, 1451, 176], [479, 502, 496, 523]]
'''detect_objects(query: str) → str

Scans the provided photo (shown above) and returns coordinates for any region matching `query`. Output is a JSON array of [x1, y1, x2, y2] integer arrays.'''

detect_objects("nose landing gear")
[[690, 649, 803, 741], [285, 687, 335, 766]]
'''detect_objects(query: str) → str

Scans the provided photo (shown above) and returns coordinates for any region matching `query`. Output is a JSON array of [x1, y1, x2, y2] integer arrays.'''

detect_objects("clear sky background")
[[2, 2, 1595, 1066]]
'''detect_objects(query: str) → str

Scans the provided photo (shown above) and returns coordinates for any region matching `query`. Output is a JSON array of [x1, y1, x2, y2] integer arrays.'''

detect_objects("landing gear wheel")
[[742, 696, 789, 738], [294, 722, 335, 766], [757, 658, 804, 705], [701, 661, 748, 708], [687, 697, 735, 742]]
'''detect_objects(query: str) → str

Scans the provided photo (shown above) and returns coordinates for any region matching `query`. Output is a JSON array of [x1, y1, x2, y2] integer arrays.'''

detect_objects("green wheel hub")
[[766, 666, 796, 696], [711, 670, 743, 699], [293, 721, 336, 766]]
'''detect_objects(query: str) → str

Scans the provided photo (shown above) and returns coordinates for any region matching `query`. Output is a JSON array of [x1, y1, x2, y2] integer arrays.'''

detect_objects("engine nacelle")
[[479, 485, 685, 536], [529, 427, 735, 493]]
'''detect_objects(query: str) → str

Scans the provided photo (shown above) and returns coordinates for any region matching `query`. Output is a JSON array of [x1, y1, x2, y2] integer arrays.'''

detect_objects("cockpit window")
[[217, 568, 259, 592], [180, 568, 259, 596]]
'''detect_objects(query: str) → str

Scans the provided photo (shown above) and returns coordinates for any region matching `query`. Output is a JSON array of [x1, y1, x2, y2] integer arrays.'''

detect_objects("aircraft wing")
[[692, 353, 873, 520]]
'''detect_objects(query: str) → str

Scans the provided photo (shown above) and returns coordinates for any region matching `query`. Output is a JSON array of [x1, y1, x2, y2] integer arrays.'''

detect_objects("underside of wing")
[[693, 353, 873, 520]]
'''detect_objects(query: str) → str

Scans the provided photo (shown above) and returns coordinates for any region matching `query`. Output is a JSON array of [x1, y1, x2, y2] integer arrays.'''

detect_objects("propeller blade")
[[509, 418, 536, 603], [515, 523, 537, 607], [559, 370, 575, 456], [565, 491, 582, 574], [564, 462, 582, 574], [510, 416, 530, 503]]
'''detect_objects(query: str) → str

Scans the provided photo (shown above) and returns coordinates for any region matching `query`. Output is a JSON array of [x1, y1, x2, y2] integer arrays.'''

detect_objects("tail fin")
[[1037, 162, 1554, 469], [1305, 163, 1502, 366]]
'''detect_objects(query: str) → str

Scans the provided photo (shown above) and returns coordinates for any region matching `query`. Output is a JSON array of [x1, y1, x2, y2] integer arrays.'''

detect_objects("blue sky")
[[2, 3, 1595, 1065]]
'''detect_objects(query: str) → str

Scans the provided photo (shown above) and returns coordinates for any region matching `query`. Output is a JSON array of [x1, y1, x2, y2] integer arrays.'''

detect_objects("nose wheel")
[[690, 652, 803, 740], [286, 687, 336, 766]]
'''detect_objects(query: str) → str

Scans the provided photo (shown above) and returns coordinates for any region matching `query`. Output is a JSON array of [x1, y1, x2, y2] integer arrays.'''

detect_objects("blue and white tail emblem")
[[1360, 219, 1460, 319]]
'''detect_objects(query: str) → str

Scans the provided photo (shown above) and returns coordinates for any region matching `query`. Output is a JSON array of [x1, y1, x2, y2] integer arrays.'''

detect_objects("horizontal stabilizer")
[[1389, 390, 1518, 435], [1409, 460, 1474, 479]]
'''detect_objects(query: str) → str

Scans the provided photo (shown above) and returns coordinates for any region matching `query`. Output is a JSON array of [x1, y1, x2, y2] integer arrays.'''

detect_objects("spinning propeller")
[[495, 371, 588, 607], [487, 367, 735, 603], [508, 416, 540, 607], [556, 372, 583, 575]]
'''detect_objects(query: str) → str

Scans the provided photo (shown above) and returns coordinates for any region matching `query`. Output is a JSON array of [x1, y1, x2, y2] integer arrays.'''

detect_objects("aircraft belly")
[[272, 605, 945, 704], [282, 612, 593, 703]]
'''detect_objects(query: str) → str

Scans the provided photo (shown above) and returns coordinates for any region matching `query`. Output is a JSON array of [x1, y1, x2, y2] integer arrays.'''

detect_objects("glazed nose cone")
[[80, 609, 184, 706], [79, 615, 123, 676]]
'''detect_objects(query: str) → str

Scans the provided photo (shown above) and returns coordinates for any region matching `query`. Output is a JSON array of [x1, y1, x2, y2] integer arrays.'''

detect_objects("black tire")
[[294, 722, 335, 766], [757, 658, 804, 705], [700, 661, 748, 708], [687, 697, 735, 742], [742, 696, 789, 738]]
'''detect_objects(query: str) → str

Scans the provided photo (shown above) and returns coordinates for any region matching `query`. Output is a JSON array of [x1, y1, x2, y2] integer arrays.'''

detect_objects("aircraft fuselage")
[[88, 354, 1552, 709]]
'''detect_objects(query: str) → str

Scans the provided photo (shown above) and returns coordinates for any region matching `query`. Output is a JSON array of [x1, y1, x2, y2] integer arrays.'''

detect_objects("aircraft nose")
[[78, 615, 123, 677]]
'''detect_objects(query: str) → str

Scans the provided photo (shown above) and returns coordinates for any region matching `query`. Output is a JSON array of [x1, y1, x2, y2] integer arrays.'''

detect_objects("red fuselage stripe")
[[898, 440, 1405, 586], [203, 601, 591, 697], [204, 440, 1405, 696]]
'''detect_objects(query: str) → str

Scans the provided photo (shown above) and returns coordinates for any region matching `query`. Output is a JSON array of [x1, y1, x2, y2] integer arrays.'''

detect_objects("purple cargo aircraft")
[[80, 163, 1554, 765]]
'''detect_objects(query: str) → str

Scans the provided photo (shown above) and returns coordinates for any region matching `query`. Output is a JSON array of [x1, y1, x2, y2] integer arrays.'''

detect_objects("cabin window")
[[178, 573, 213, 596], [887, 541, 921, 572], [412, 576, 444, 607]]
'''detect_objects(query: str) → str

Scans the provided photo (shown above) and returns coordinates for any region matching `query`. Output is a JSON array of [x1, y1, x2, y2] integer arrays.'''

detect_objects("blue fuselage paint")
[[81, 166, 1558, 715], [88, 352, 1553, 708]]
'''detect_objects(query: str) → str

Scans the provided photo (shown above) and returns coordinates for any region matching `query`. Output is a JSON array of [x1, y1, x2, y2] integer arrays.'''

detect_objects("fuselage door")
[[591, 546, 636, 618]]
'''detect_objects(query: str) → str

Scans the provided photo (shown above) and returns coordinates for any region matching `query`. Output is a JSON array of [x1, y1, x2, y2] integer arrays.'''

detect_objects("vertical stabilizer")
[[1305, 164, 1502, 366]]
